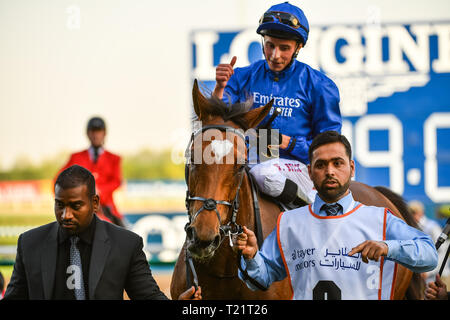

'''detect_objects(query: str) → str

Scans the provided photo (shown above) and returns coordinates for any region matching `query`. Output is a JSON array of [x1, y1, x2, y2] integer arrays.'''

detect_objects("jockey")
[[213, 1, 342, 207]]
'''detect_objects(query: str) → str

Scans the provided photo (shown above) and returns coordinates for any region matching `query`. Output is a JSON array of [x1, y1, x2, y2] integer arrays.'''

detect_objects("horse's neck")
[[241, 171, 284, 241]]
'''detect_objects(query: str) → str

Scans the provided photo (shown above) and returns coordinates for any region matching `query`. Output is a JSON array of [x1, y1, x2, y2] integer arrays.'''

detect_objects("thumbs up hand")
[[213, 56, 237, 98]]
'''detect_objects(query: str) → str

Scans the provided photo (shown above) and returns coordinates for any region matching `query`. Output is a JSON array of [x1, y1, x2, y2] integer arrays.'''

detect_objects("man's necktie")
[[93, 147, 99, 164], [321, 203, 343, 216], [69, 236, 86, 300]]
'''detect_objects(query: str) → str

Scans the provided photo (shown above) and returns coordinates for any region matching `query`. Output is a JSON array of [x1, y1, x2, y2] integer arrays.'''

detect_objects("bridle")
[[183, 124, 268, 292], [184, 125, 246, 242]]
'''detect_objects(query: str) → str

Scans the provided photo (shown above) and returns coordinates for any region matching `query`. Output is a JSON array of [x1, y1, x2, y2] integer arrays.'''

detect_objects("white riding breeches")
[[249, 158, 316, 204]]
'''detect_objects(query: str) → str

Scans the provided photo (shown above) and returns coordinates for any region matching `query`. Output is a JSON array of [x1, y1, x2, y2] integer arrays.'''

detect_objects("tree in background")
[[0, 149, 184, 181]]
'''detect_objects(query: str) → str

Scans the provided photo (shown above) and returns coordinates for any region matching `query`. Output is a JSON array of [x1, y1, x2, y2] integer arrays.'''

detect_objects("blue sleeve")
[[223, 67, 246, 105], [384, 211, 438, 273], [285, 74, 342, 164], [223, 79, 239, 105], [237, 228, 287, 290]]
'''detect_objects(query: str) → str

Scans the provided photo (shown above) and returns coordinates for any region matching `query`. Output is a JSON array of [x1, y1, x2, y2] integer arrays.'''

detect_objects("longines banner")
[[190, 21, 450, 208]]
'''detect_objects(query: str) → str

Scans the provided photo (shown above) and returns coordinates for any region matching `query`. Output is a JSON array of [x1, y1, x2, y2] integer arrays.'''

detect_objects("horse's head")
[[184, 80, 272, 260]]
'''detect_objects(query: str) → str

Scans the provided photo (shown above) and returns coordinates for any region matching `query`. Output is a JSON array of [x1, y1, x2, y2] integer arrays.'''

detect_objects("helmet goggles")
[[259, 11, 309, 34]]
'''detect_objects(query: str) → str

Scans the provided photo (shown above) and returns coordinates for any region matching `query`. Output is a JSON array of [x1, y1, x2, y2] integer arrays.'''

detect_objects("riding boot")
[[275, 179, 308, 210]]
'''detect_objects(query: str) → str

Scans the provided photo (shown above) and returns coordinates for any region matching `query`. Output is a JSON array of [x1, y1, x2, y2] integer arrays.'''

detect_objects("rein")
[[184, 124, 268, 291]]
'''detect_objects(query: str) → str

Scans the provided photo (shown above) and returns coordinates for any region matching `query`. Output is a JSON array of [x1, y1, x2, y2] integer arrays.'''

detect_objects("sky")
[[0, 0, 449, 170]]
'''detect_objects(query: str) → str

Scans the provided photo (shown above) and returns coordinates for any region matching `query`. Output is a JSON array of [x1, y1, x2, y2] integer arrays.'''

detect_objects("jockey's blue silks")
[[222, 58, 342, 165]]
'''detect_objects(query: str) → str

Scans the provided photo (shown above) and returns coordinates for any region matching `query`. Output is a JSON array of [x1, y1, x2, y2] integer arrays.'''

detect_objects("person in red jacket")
[[56, 116, 124, 226]]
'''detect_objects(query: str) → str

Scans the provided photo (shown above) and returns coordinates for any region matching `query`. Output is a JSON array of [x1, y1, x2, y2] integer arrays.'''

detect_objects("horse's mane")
[[374, 186, 418, 228], [194, 87, 254, 130]]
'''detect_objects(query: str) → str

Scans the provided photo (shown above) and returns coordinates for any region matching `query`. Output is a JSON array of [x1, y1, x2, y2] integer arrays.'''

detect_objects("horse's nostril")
[[213, 234, 221, 247], [186, 226, 195, 240]]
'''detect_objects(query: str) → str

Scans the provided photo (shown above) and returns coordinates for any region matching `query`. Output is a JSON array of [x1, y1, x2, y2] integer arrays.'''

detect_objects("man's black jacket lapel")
[[40, 222, 58, 299], [88, 216, 111, 299]]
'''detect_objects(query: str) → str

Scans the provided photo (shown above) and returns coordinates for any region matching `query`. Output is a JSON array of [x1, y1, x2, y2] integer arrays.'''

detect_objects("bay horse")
[[170, 80, 423, 300]]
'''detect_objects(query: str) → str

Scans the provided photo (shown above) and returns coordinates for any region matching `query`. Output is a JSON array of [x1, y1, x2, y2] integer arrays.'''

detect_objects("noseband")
[[184, 125, 246, 241]]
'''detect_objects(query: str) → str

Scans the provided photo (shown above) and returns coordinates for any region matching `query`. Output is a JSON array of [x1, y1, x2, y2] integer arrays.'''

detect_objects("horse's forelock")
[[196, 95, 253, 129]]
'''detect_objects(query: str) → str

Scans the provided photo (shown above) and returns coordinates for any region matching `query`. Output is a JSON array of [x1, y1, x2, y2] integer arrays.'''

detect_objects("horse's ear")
[[242, 99, 274, 128], [192, 79, 210, 120]]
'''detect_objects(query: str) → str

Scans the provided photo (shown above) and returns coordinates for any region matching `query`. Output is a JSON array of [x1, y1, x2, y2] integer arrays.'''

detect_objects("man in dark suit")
[[4, 165, 201, 300]]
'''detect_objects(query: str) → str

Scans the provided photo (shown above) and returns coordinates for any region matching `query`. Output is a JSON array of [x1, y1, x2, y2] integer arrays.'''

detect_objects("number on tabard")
[[313, 280, 342, 300]]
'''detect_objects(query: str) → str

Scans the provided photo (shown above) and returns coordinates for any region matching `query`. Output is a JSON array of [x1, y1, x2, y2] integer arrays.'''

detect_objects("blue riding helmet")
[[257, 2, 309, 45]]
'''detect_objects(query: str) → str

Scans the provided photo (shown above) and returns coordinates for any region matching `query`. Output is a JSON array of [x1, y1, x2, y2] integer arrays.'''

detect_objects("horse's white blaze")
[[210, 139, 233, 162]]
